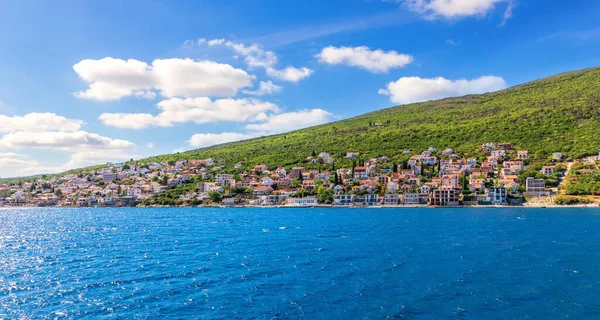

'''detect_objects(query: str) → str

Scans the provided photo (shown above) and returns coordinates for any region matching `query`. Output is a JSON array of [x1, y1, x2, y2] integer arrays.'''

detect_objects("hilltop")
[[3, 66, 600, 182]]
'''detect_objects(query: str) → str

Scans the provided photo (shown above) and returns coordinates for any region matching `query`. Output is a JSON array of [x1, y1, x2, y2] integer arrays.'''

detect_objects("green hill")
[[143, 67, 600, 168], [3, 66, 600, 182]]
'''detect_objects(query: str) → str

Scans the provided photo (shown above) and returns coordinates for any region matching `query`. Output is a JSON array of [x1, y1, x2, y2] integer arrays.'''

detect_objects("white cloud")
[[0, 152, 26, 157], [0, 131, 136, 151], [266, 66, 313, 82], [378, 75, 507, 104], [188, 132, 256, 148], [0, 113, 83, 133], [243, 80, 282, 96], [98, 97, 280, 129], [207, 38, 226, 46], [198, 39, 313, 82], [316, 46, 413, 73], [245, 109, 333, 133], [394, 0, 513, 21], [147, 142, 155, 148], [0, 157, 40, 168], [73, 57, 254, 101], [133, 90, 157, 99]]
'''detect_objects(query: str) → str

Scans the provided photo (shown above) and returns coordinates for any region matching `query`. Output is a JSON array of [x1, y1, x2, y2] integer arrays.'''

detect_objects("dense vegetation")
[[563, 162, 600, 196], [3, 67, 600, 182], [141, 67, 600, 171]]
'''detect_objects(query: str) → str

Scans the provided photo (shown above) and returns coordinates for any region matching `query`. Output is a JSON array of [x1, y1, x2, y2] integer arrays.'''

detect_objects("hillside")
[[141, 67, 600, 169], [4, 66, 600, 182]]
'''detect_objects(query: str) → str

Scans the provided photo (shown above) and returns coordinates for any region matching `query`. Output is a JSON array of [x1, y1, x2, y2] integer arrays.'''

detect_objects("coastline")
[[2, 203, 599, 209]]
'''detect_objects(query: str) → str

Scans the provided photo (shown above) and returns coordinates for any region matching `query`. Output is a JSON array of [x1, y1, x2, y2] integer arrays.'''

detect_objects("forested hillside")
[[142, 67, 600, 169]]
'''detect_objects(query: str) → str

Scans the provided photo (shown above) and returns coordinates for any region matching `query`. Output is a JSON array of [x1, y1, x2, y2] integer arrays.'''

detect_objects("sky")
[[0, 0, 599, 178]]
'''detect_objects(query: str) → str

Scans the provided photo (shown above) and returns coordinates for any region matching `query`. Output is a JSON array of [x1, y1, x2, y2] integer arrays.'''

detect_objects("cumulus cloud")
[[0, 113, 83, 133], [245, 108, 333, 133], [196, 39, 313, 82], [316, 46, 413, 73], [0, 152, 25, 157], [186, 109, 332, 149], [266, 66, 313, 82], [0, 157, 40, 168], [390, 0, 513, 22], [98, 97, 280, 129], [378, 75, 507, 104], [188, 132, 256, 148], [0, 131, 136, 151], [73, 57, 254, 101], [243, 80, 282, 96]]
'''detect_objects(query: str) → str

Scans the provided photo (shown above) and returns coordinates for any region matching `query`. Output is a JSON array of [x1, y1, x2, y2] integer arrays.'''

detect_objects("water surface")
[[1, 207, 599, 319]]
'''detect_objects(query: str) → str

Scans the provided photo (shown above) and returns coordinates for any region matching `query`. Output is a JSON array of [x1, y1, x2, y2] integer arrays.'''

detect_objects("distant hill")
[[3, 66, 600, 181]]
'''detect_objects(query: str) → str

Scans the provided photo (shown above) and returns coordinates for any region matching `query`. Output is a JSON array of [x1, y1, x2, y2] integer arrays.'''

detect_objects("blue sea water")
[[1, 208, 600, 319]]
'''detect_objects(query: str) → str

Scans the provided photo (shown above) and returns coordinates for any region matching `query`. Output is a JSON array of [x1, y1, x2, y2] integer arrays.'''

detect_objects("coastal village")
[[1, 142, 599, 208]]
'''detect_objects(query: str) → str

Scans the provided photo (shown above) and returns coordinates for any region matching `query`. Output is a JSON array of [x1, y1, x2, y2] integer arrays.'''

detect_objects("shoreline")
[[2, 204, 599, 209]]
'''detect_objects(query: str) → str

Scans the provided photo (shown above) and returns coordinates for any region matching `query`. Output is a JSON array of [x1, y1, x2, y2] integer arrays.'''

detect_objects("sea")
[[1, 207, 599, 319]]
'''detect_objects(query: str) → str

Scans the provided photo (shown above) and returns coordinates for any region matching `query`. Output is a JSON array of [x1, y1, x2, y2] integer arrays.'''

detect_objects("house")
[[363, 194, 380, 206], [541, 166, 556, 176], [346, 152, 360, 159], [318, 172, 331, 181], [517, 151, 528, 160], [384, 193, 399, 205], [302, 180, 317, 191], [469, 178, 486, 193], [260, 177, 275, 186], [442, 148, 454, 155], [216, 174, 234, 185], [253, 186, 274, 197], [481, 142, 495, 151], [223, 197, 236, 205], [440, 158, 452, 167], [333, 185, 346, 193], [354, 166, 370, 179], [525, 177, 546, 195], [420, 185, 431, 195], [287, 196, 317, 206], [486, 188, 507, 205], [467, 158, 478, 166], [491, 150, 506, 158], [497, 143, 513, 150], [422, 156, 437, 166], [401, 184, 413, 193], [334, 194, 354, 206], [101, 172, 116, 182], [254, 164, 268, 172], [386, 182, 399, 193], [429, 189, 460, 206], [503, 161, 524, 172], [291, 167, 305, 178], [402, 193, 420, 205], [552, 153, 563, 161], [275, 167, 287, 177], [441, 175, 460, 189]]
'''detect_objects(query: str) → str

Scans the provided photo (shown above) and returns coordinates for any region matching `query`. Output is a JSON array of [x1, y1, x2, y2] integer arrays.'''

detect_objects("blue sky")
[[1, 0, 599, 177]]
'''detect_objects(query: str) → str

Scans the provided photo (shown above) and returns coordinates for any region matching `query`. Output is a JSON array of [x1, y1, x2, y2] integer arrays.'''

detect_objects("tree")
[[317, 185, 333, 204], [54, 189, 63, 198], [393, 163, 398, 172], [209, 191, 222, 203]]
